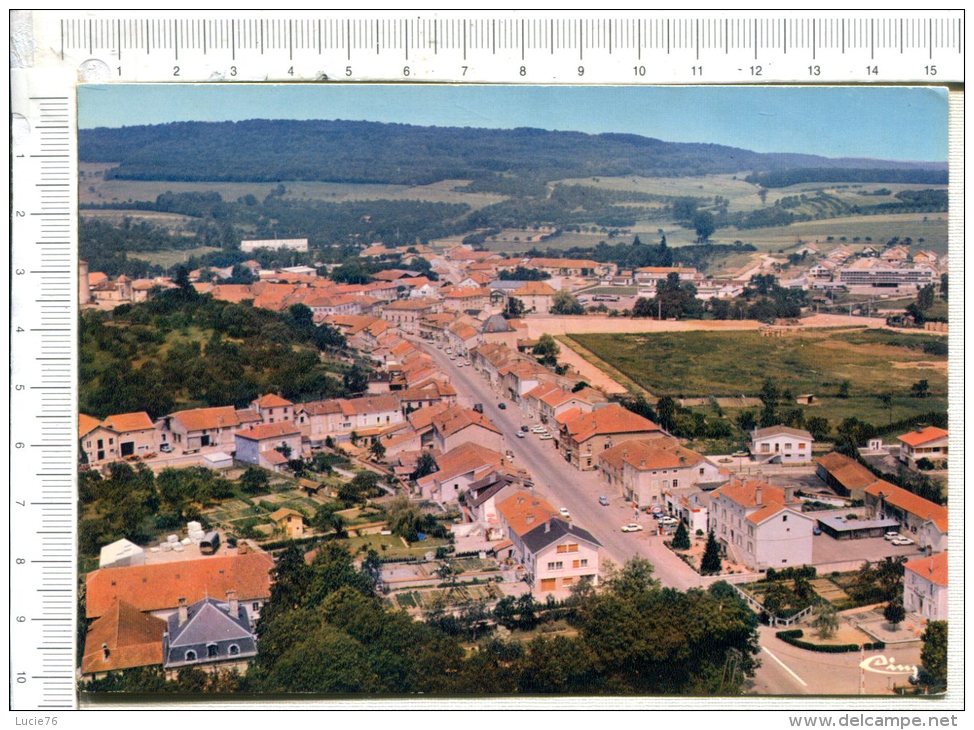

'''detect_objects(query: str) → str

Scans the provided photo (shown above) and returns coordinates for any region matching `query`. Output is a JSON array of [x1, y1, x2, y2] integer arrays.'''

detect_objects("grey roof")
[[751, 425, 813, 441], [465, 472, 517, 508], [481, 314, 515, 333], [487, 280, 524, 291], [164, 598, 257, 668], [817, 515, 900, 532], [521, 518, 602, 554]]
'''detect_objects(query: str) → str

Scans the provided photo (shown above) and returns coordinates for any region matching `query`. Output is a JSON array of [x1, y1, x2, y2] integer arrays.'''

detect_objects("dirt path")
[[554, 338, 633, 396]]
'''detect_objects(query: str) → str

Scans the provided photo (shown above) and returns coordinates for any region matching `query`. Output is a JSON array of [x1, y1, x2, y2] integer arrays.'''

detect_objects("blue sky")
[[78, 84, 948, 162]]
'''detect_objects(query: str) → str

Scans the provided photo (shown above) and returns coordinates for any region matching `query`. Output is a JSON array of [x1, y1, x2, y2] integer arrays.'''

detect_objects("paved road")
[[416, 338, 706, 590], [750, 625, 921, 696]]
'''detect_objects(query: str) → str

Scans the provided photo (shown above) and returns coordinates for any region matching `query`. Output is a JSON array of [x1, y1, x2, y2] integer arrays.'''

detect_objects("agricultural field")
[[556, 173, 766, 212], [567, 327, 948, 427], [710, 212, 949, 255], [80, 208, 201, 233], [126, 246, 223, 269], [79, 163, 507, 210]]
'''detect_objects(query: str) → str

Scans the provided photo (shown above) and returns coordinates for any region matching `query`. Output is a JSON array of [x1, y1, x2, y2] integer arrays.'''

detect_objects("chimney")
[[226, 589, 238, 617], [101, 643, 110, 661], [177, 597, 188, 626], [639, 458, 646, 468], [754, 486, 763, 506], [544, 521, 550, 533], [784, 486, 796, 503], [238, 541, 249, 555]]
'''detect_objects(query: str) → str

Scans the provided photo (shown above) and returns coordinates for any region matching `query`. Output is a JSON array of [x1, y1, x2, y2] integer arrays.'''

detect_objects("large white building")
[[750, 425, 814, 464], [240, 238, 309, 253], [708, 479, 815, 571]]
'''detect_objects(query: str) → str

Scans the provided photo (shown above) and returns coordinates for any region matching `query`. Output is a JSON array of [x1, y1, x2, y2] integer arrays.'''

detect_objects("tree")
[[239, 466, 270, 495], [411, 450, 437, 480], [532, 333, 561, 367], [837, 380, 851, 399], [805, 416, 831, 442], [654, 395, 676, 432], [369, 438, 386, 461], [919, 621, 947, 692], [288, 303, 314, 329], [878, 392, 894, 426], [343, 364, 369, 394], [917, 284, 935, 311], [811, 602, 838, 639], [939, 273, 948, 301], [338, 470, 381, 504], [759, 377, 780, 427], [736, 410, 757, 433], [883, 600, 906, 630], [692, 210, 716, 242], [671, 521, 690, 550], [911, 379, 930, 399], [701, 531, 722, 575], [550, 290, 584, 315], [503, 296, 526, 319]]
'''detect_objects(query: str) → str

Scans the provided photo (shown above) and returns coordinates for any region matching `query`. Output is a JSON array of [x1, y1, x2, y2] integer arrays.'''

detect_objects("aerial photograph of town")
[[75, 84, 951, 701]]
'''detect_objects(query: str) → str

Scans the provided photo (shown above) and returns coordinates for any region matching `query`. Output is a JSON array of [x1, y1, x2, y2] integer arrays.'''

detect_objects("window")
[[699, 467, 704, 476], [572, 559, 589, 569], [228, 644, 240, 656], [546, 561, 564, 571], [185, 650, 197, 662], [207, 644, 218, 658], [785, 443, 792, 450], [782, 515, 788, 522], [556, 544, 579, 554], [252, 602, 260, 612], [673, 479, 679, 488]]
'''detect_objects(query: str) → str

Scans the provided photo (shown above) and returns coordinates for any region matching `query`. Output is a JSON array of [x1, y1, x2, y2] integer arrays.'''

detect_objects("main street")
[[414, 336, 705, 590]]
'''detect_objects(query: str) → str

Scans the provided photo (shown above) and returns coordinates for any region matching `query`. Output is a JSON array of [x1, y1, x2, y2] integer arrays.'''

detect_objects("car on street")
[[892, 536, 915, 546], [498, 402, 506, 409], [598, 495, 610, 506], [559, 507, 570, 518], [457, 362, 464, 367], [516, 431, 525, 438], [539, 434, 553, 441], [531, 425, 546, 433], [660, 516, 679, 526], [621, 523, 643, 532], [521, 425, 530, 432], [884, 531, 901, 541]]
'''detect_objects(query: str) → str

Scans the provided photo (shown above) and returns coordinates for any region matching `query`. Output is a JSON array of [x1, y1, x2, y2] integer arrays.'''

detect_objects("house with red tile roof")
[[897, 426, 948, 468], [558, 404, 662, 470], [81, 600, 167, 677], [427, 404, 504, 454], [903, 552, 948, 621], [864, 480, 947, 552], [163, 406, 243, 452], [598, 437, 724, 509], [511, 281, 558, 314], [85, 545, 274, 625], [250, 393, 294, 424], [234, 421, 303, 470], [294, 394, 403, 446], [708, 479, 814, 571], [815, 452, 881, 501], [79, 411, 158, 465], [416, 442, 506, 503]]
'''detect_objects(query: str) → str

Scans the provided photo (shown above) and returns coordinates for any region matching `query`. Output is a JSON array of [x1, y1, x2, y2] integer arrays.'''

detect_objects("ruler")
[[7, 8, 962, 712]]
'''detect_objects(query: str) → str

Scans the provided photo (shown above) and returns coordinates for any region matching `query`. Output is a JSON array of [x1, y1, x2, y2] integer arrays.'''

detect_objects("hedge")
[[776, 629, 885, 653]]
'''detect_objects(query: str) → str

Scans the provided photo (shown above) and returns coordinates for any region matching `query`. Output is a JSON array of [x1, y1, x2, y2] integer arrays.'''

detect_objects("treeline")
[[80, 118, 936, 191], [525, 237, 756, 273], [746, 167, 947, 188], [80, 288, 350, 420], [85, 550, 759, 696]]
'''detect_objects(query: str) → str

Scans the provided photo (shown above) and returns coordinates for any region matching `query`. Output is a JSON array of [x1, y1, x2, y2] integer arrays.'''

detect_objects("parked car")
[[539, 434, 553, 441], [521, 425, 530, 432], [473, 403, 484, 413], [884, 531, 901, 541], [516, 431, 525, 438], [598, 496, 610, 506], [498, 402, 506, 410], [621, 523, 643, 533], [812, 526, 823, 536], [531, 425, 546, 433], [559, 507, 570, 518], [660, 516, 679, 526], [457, 362, 464, 368], [892, 536, 915, 546]]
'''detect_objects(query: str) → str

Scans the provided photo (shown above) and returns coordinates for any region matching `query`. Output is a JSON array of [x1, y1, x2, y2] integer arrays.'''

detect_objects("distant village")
[[78, 235, 948, 689]]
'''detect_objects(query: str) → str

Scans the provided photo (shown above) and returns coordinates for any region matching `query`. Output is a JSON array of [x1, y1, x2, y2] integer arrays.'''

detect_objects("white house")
[[902, 552, 948, 621], [234, 422, 303, 471], [750, 425, 814, 464], [415, 442, 506, 503], [897, 426, 948, 468], [708, 479, 815, 571]]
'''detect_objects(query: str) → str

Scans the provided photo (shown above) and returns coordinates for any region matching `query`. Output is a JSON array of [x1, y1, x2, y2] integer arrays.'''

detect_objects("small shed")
[[270, 508, 306, 539], [99, 538, 145, 569], [203, 451, 234, 470], [795, 394, 816, 405]]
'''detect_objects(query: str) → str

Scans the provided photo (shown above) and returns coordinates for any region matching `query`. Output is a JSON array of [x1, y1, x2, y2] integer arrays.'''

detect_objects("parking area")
[[811, 532, 924, 565]]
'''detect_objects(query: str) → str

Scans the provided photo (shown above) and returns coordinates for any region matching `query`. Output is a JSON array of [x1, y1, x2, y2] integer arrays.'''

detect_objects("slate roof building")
[[162, 594, 257, 672]]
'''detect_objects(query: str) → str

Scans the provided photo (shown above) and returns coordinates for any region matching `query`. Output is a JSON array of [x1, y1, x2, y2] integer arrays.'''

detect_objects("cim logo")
[[859, 655, 918, 676]]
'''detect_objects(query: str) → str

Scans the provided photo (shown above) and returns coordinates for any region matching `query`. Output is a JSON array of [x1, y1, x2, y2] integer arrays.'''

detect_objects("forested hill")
[[79, 119, 944, 189]]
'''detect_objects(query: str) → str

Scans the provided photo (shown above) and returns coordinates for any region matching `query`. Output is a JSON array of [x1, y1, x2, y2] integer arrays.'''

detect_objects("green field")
[[568, 328, 948, 427], [79, 163, 507, 210], [556, 173, 766, 212]]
